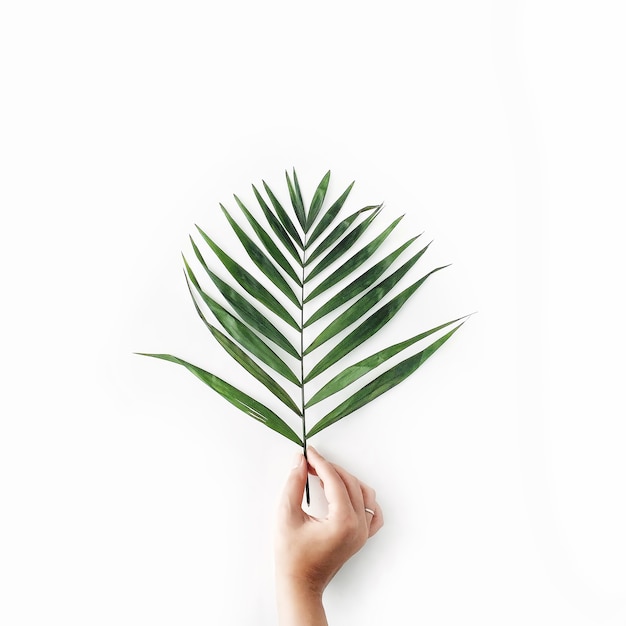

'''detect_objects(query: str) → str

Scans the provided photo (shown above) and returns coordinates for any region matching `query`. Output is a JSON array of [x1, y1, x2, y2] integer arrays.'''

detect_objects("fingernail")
[[292, 453, 303, 468]]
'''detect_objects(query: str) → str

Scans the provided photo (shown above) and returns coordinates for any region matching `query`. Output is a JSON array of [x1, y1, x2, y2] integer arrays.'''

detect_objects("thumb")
[[279, 452, 307, 520]]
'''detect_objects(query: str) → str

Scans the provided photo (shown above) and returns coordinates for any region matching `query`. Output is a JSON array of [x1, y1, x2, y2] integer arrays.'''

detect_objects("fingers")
[[278, 452, 308, 522], [360, 481, 379, 535], [329, 461, 365, 516], [368, 503, 384, 536], [335, 469, 383, 537], [305, 447, 352, 517], [363, 487, 383, 537], [308, 447, 384, 536]]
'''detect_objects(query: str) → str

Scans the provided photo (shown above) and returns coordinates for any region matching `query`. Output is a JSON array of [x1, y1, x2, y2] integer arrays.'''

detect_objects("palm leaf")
[[304, 267, 448, 382], [137, 353, 302, 445], [207, 325, 302, 416], [306, 317, 467, 408], [306, 323, 464, 437], [307, 181, 354, 246], [263, 180, 303, 249], [220, 204, 300, 307], [306, 170, 331, 231], [189, 237, 299, 359], [252, 184, 302, 263], [304, 236, 421, 327], [195, 225, 300, 331], [304, 243, 433, 355], [304, 214, 404, 301], [305, 206, 382, 281], [285, 169, 307, 231], [234, 194, 301, 286], [305, 204, 380, 268], [184, 259, 300, 386], [183, 272, 302, 415], [139, 169, 468, 504]]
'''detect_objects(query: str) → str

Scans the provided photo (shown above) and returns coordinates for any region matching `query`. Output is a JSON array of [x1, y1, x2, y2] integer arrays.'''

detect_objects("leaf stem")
[[300, 235, 310, 506]]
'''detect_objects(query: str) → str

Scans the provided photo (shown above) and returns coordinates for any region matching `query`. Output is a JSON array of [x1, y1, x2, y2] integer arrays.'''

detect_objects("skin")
[[274, 446, 383, 626]]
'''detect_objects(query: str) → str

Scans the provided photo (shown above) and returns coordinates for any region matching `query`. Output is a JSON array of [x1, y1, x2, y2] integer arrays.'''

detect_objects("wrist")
[[276, 571, 325, 600], [276, 573, 327, 626]]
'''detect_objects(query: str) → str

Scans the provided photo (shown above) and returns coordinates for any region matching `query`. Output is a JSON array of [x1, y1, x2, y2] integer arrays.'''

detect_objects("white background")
[[1, 1, 625, 624]]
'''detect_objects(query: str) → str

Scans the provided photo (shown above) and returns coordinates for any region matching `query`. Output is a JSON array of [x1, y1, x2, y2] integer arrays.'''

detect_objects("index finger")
[[306, 447, 353, 517]]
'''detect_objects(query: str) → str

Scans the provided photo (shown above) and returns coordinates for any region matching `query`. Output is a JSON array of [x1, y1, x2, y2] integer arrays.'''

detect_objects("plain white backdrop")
[[1, 1, 625, 624]]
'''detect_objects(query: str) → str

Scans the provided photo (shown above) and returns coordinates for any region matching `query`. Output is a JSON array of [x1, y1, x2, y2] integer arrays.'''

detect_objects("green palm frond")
[[139, 170, 468, 503]]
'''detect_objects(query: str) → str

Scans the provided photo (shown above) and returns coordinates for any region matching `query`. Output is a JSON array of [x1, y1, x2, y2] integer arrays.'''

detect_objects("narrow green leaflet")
[[304, 268, 447, 382], [304, 214, 403, 301], [306, 318, 466, 407], [138, 353, 302, 445], [307, 181, 354, 247], [305, 170, 331, 232], [285, 169, 307, 230], [263, 180, 304, 249], [304, 243, 430, 355], [207, 325, 302, 416], [185, 261, 300, 386], [305, 207, 382, 283], [195, 225, 300, 331], [304, 237, 421, 327], [306, 324, 464, 437], [183, 273, 301, 415], [233, 195, 301, 286], [252, 184, 302, 263], [220, 204, 300, 307], [189, 239, 300, 359], [305, 205, 380, 267]]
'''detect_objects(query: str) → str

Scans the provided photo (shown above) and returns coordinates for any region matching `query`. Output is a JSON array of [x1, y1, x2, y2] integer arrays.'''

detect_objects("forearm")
[[276, 575, 328, 626]]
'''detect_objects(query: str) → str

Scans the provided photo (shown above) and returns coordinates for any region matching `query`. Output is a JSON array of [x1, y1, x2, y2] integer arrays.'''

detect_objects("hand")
[[274, 446, 383, 625]]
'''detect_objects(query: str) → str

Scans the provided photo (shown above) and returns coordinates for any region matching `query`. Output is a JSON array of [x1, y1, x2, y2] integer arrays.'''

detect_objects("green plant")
[[139, 169, 467, 503]]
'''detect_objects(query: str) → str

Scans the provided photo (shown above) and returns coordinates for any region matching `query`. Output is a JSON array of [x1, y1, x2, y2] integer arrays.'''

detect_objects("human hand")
[[274, 446, 383, 625]]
